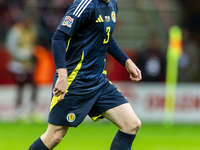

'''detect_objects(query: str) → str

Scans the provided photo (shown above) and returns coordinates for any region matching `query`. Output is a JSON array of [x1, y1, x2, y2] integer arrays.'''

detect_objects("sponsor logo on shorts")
[[111, 11, 116, 23], [62, 16, 74, 27], [67, 113, 76, 122]]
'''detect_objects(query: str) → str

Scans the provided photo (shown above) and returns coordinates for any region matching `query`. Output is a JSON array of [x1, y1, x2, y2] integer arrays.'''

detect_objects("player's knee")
[[53, 132, 64, 144], [52, 126, 67, 145], [122, 118, 141, 134], [133, 118, 141, 133]]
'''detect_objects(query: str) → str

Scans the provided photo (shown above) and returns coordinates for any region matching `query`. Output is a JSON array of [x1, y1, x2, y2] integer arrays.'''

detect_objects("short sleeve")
[[57, 0, 94, 37]]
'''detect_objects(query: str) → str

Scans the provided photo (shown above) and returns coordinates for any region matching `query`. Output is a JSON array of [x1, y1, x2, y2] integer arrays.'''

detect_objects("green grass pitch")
[[0, 121, 199, 150]]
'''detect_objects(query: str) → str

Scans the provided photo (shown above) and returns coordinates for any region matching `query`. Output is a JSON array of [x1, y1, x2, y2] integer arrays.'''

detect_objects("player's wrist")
[[125, 59, 132, 67], [57, 68, 68, 77]]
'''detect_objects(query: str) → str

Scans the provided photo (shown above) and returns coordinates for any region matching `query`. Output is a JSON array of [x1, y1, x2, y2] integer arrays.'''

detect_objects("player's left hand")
[[125, 59, 142, 81]]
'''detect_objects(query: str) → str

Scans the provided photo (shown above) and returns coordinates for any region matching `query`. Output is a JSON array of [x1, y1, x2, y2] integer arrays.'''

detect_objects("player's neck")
[[103, 0, 109, 3]]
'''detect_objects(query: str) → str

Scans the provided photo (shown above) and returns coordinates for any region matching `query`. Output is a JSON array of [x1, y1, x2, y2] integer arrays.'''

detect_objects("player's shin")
[[29, 138, 49, 150], [110, 130, 136, 150]]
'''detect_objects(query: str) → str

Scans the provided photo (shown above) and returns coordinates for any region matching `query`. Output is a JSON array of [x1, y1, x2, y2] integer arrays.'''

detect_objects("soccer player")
[[29, 0, 142, 149]]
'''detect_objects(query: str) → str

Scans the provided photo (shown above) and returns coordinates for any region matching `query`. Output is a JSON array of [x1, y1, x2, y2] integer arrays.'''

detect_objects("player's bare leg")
[[41, 124, 69, 149], [103, 103, 141, 149], [103, 103, 141, 134], [29, 123, 69, 150]]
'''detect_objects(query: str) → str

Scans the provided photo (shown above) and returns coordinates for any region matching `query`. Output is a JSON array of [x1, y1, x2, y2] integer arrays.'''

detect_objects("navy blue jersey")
[[57, 0, 117, 81], [49, 0, 131, 126]]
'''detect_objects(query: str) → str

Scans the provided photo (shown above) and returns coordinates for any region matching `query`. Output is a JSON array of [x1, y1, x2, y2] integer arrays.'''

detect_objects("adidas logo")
[[96, 15, 104, 23]]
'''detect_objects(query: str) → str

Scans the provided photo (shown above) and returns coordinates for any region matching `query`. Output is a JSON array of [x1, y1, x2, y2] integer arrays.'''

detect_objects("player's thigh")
[[102, 103, 141, 133]]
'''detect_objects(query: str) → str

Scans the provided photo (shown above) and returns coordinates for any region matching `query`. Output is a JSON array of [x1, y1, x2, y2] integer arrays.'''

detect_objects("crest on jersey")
[[67, 113, 76, 122], [105, 16, 110, 22], [62, 16, 74, 27], [111, 11, 116, 23]]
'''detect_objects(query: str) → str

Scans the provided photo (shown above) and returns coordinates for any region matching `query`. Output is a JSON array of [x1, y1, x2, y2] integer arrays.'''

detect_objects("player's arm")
[[107, 36, 129, 66], [52, 29, 71, 101], [107, 36, 142, 81]]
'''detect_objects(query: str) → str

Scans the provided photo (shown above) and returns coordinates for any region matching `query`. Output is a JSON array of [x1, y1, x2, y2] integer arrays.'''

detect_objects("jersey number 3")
[[103, 26, 111, 44]]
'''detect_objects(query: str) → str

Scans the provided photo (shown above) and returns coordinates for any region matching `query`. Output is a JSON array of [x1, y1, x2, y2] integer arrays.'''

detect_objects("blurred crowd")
[[0, 0, 200, 122], [0, 0, 73, 48], [0, 0, 200, 84], [0, 0, 74, 121], [0, 0, 74, 83]]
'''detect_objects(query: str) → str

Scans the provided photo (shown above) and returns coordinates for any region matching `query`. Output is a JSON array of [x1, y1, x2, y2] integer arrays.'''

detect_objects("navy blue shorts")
[[48, 76, 128, 127]]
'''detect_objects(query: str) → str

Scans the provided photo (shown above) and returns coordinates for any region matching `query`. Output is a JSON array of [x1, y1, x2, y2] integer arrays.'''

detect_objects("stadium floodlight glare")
[[164, 25, 183, 126]]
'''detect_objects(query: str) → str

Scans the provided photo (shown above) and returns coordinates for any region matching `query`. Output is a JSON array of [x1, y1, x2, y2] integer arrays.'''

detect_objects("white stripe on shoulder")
[[73, 0, 85, 15], [77, 0, 92, 17], [73, 0, 92, 18], [74, 0, 89, 16]]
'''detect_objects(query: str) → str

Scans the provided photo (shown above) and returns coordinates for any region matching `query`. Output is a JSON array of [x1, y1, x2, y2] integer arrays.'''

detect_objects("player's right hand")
[[53, 68, 68, 101]]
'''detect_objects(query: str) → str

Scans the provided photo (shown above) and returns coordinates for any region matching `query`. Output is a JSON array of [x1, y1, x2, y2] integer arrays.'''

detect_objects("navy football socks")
[[29, 137, 49, 150], [110, 130, 136, 150]]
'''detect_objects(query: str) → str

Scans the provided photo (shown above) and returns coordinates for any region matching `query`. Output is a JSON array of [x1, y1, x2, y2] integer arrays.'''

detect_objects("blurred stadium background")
[[0, 0, 200, 149]]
